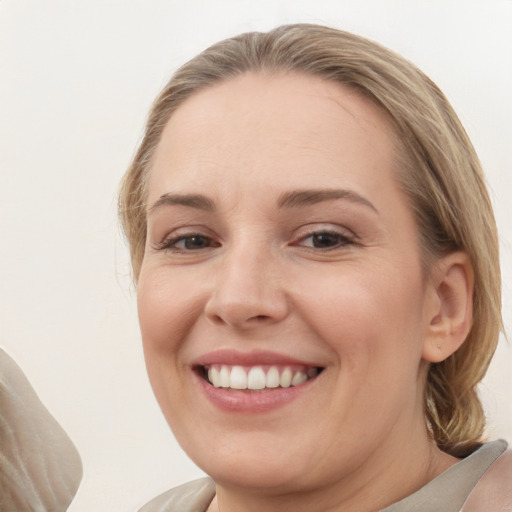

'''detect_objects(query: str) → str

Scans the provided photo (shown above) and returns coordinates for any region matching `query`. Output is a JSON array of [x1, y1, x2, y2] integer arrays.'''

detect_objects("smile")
[[202, 364, 322, 391]]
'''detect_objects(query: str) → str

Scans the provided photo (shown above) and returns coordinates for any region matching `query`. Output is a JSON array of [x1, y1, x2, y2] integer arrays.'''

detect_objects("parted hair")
[[119, 24, 502, 457]]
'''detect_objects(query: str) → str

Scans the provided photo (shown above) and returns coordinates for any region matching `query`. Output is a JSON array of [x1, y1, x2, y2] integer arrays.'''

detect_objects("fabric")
[[138, 440, 511, 512], [382, 440, 509, 512], [461, 448, 512, 511], [0, 349, 83, 512], [138, 478, 215, 512]]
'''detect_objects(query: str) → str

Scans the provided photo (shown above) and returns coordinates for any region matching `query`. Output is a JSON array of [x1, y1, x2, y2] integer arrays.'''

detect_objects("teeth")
[[265, 367, 280, 388], [219, 366, 230, 387], [280, 368, 292, 388], [205, 365, 320, 390], [209, 367, 220, 388], [291, 371, 307, 386], [247, 367, 266, 390], [230, 366, 247, 389]]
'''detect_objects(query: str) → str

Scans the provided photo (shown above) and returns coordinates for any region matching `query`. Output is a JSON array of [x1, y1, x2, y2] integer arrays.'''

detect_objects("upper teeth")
[[206, 365, 318, 390]]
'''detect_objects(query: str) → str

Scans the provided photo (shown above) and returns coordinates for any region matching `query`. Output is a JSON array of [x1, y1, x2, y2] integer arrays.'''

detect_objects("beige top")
[[139, 440, 511, 512], [0, 349, 83, 512]]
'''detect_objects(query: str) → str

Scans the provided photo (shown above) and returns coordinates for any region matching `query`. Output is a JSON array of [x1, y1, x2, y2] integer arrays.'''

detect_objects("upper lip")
[[193, 349, 323, 368]]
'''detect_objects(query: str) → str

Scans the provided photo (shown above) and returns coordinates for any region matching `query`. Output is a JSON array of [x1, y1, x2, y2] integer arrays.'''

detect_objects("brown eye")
[[155, 233, 220, 252], [177, 235, 212, 250], [298, 231, 354, 250]]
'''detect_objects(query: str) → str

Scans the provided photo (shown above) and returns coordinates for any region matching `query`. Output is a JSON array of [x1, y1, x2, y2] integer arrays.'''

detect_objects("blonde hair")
[[119, 24, 502, 457]]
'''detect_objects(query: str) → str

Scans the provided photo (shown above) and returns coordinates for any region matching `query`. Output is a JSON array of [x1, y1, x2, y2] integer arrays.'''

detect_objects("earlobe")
[[422, 252, 474, 363]]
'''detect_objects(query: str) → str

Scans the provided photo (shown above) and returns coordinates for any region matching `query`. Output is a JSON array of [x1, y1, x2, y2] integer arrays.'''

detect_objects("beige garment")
[[0, 349, 83, 511], [382, 440, 510, 512], [139, 441, 511, 512], [461, 449, 512, 511], [138, 478, 215, 512]]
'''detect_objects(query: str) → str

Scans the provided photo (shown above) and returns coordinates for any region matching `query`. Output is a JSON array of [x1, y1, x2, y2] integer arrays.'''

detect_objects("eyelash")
[[153, 228, 355, 254], [295, 229, 355, 250], [153, 233, 219, 252]]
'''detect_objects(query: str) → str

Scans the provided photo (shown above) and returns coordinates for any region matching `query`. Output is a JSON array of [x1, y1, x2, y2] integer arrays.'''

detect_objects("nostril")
[[243, 314, 275, 326], [209, 314, 227, 326], [207, 313, 273, 329], [204, 290, 289, 328]]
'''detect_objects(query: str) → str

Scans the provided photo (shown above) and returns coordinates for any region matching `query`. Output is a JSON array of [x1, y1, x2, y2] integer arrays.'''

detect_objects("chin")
[[202, 455, 311, 492], [189, 426, 350, 497]]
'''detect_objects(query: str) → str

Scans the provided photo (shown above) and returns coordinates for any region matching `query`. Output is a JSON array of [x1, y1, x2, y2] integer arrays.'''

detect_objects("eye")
[[155, 233, 219, 252], [297, 230, 354, 250]]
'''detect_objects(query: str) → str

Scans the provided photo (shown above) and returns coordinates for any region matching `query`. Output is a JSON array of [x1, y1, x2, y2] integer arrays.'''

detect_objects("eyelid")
[[293, 223, 356, 240], [291, 224, 358, 250], [151, 226, 220, 252], [149, 223, 358, 253]]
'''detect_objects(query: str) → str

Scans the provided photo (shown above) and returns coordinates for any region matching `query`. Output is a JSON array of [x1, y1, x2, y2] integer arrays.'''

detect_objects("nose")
[[204, 244, 289, 330]]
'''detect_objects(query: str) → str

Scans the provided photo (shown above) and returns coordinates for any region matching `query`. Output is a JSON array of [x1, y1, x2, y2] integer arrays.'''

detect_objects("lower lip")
[[195, 372, 315, 413]]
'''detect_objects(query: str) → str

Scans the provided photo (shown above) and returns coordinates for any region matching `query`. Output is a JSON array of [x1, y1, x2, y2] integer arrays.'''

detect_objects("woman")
[[119, 24, 510, 512]]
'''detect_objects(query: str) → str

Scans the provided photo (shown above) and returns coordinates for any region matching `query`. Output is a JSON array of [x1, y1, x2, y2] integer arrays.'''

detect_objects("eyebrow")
[[148, 188, 378, 215], [277, 189, 378, 213], [149, 193, 215, 213]]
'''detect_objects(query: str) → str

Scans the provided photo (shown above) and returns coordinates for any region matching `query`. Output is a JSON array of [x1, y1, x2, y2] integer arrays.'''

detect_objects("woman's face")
[[138, 73, 438, 492]]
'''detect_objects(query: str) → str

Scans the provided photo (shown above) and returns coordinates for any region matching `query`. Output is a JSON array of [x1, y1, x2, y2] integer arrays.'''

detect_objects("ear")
[[422, 251, 474, 363]]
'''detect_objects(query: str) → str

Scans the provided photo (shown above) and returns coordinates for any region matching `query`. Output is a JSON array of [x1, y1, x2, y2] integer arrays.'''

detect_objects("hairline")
[[139, 68, 443, 271]]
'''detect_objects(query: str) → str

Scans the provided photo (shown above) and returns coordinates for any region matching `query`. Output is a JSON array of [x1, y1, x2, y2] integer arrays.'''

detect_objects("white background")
[[0, 1, 511, 510]]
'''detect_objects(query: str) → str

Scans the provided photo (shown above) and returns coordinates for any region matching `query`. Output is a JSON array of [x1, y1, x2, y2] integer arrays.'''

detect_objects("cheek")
[[136, 267, 204, 402], [137, 269, 199, 420], [137, 267, 195, 350], [313, 269, 427, 425], [297, 264, 426, 369]]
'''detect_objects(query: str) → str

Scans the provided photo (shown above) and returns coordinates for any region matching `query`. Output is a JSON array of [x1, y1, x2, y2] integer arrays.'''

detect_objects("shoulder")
[[461, 442, 512, 512], [138, 477, 216, 512]]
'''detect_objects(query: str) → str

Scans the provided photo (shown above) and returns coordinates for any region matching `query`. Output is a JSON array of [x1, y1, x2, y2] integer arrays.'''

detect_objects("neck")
[[209, 428, 458, 512]]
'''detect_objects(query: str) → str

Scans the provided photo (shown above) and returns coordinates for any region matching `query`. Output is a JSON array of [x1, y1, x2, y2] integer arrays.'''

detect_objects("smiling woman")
[[118, 25, 510, 512]]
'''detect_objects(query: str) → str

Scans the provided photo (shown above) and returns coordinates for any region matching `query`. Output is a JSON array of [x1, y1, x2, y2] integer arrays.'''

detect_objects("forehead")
[[148, 72, 400, 204]]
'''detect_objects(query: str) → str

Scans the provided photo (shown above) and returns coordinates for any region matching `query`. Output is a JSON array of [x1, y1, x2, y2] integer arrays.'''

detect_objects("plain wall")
[[0, 1, 510, 510]]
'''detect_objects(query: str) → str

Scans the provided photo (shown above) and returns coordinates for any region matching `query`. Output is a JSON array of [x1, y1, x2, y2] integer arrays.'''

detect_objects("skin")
[[137, 73, 472, 512]]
